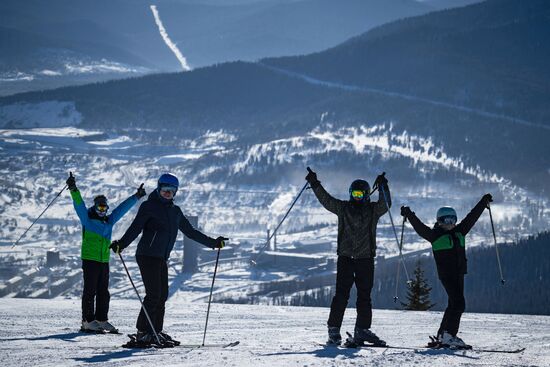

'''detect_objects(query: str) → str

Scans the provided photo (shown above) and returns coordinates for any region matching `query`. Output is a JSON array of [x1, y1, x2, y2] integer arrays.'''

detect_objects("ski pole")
[[378, 175, 411, 284], [12, 183, 68, 248], [487, 203, 505, 285], [250, 179, 310, 265], [118, 251, 162, 345], [394, 217, 407, 302], [202, 247, 221, 346]]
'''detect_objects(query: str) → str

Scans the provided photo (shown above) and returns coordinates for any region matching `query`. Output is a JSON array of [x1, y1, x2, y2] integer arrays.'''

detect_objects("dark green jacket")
[[406, 197, 487, 277], [311, 182, 390, 259]]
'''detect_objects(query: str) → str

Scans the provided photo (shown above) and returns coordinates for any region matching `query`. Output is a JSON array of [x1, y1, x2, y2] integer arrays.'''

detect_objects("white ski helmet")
[[436, 206, 457, 224]]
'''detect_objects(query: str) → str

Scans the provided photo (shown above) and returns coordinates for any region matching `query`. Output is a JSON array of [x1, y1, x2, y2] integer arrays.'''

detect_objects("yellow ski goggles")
[[95, 204, 109, 212], [351, 190, 365, 199]]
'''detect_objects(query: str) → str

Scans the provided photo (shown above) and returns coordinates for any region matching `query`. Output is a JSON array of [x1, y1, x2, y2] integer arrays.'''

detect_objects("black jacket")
[[406, 197, 487, 278], [118, 191, 216, 260], [311, 182, 390, 259]]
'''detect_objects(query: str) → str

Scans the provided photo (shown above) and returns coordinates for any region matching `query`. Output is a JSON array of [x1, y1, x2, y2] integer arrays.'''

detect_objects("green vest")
[[432, 232, 465, 251]]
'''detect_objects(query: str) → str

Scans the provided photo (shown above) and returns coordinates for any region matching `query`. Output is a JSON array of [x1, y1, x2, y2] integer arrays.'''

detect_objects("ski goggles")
[[351, 190, 366, 199], [159, 185, 177, 194], [95, 204, 109, 213], [438, 215, 457, 225]]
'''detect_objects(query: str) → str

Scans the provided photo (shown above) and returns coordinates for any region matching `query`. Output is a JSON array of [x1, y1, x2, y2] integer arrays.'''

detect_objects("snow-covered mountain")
[[1, 123, 546, 258]]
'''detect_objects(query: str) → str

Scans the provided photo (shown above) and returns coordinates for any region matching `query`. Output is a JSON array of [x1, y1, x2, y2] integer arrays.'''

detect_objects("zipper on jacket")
[[149, 231, 158, 247]]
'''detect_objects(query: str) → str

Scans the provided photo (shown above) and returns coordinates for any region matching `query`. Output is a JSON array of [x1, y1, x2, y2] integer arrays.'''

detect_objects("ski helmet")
[[93, 195, 109, 216], [158, 173, 179, 187], [436, 206, 457, 225], [349, 179, 370, 202], [157, 173, 179, 193]]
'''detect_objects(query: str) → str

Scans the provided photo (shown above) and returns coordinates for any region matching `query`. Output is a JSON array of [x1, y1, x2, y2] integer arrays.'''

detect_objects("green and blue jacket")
[[70, 190, 138, 263]]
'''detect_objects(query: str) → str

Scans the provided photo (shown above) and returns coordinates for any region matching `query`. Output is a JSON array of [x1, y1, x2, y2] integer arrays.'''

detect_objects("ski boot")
[[80, 320, 105, 334], [326, 326, 342, 345], [429, 331, 471, 350], [159, 331, 181, 346], [97, 320, 119, 334], [348, 327, 387, 347]]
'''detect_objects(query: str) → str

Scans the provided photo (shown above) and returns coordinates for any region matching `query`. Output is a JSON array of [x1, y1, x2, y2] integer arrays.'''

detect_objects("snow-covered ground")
[[0, 298, 548, 367]]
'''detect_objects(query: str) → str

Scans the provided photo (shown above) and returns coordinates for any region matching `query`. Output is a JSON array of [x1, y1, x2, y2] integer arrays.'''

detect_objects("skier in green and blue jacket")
[[66, 172, 145, 333]]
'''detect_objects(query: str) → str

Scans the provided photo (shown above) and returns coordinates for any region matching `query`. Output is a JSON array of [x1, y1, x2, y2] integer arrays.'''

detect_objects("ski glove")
[[214, 236, 229, 249], [401, 206, 413, 218], [66, 172, 77, 191], [109, 240, 124, 254], [482, 193, 493, 207], [305, 167, 320, 188], [136, 183, 146, 199], [374, 173, 388, 189]]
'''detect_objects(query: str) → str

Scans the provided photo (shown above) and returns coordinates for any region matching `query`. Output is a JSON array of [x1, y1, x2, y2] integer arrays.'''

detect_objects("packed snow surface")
[[0, 298, 548, 367]]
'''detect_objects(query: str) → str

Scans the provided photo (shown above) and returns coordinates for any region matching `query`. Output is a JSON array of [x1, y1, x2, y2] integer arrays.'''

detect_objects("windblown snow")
[[150, 5, 191, 71]]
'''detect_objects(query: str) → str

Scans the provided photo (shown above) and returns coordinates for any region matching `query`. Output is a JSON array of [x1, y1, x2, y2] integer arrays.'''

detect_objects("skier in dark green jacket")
[[401, 193, 492, 348], [67, 172, 145, 333], [306, 167, 390, 346]]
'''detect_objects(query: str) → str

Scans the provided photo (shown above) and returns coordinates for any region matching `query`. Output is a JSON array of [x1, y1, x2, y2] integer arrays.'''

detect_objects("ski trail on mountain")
[[150, 5, 191, 71], [259, 63, 550, 132]]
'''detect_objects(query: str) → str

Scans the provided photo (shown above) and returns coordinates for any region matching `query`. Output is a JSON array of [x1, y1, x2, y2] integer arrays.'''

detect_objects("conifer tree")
[[402, 260, 435, 311]]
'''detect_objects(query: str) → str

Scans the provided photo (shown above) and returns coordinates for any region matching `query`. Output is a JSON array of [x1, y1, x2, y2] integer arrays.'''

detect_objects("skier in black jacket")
[[111, 173, 227, 345], [306, 167, 390, 346], [400, 193, 492, 348]]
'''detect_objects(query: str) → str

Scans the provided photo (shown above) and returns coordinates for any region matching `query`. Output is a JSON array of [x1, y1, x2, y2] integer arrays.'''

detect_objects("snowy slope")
[[0, 298, 548, 366]]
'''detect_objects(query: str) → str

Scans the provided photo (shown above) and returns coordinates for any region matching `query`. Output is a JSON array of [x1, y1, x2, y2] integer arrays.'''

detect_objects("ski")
[[79, 328, 121, 335], [177, 341, 240, 349], [316, 342, 525, 354], [122, 334, 239, 349], [79, 328, 106, 334], [425, 345, 526, 353], [472, 347, 526, 354], [316, 342, 418, 351]]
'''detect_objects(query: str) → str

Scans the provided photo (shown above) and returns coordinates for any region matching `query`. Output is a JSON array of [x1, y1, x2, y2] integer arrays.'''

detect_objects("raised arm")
[[457, 194, 492, 236], [374, 176, 391, 217], [178, 213, 217, 248], [401, 206, 437, 243], [108, 195, 138, 224], [66, 173, 88, 225], [70, 189, 89, 225], [306, 167, 344, 215]]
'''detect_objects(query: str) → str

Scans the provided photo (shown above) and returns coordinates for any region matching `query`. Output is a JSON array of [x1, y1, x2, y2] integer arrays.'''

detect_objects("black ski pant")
[[327, 256, 374, 330], [438, 273, 465, 337], [136, 255, 169, 333], [81, 259, 110, 322]]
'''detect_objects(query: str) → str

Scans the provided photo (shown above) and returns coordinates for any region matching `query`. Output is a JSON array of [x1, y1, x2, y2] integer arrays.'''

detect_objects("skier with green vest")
[[66, 172, 145, 333], [400, 193, 492, 348]]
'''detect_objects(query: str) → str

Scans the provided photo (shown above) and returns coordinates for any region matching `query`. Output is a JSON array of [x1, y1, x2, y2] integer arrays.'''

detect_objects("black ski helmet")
[[93, 195, 108, 207], [93, 195, 109, 217], [349, 179, 370, 202]]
